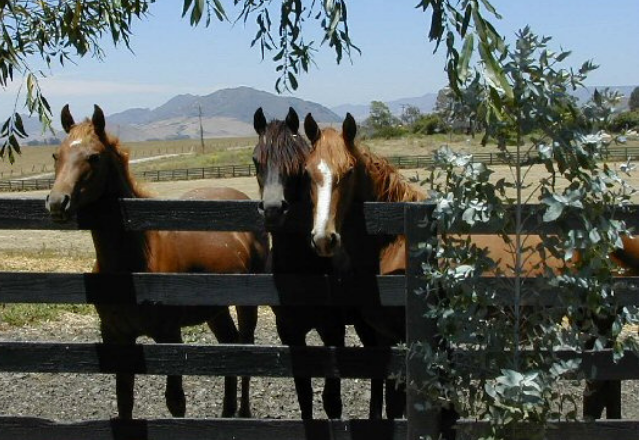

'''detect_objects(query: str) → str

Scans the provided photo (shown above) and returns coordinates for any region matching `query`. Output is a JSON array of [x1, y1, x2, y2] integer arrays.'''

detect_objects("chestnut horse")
[[46, 105, 267, 419], [252, 107, 383, 419], [303, 112, 638, 431]]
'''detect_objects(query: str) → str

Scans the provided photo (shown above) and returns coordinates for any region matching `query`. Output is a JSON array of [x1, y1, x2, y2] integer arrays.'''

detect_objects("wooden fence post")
[[405, 202, 440, 440]]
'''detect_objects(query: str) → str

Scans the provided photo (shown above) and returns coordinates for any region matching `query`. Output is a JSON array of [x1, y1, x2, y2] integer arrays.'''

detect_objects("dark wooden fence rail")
[[0, 198, 638, 440], [1, 146, 637, 191]]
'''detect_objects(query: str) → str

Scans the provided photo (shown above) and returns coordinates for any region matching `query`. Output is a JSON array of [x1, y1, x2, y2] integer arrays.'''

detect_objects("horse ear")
[[92, 105, 106, 137], [285, 107, 299, 133], [304, 113, 320, 144], [254, 107, 267, 135], [343, 113, 357, 145], [61, 104, 75, 133]]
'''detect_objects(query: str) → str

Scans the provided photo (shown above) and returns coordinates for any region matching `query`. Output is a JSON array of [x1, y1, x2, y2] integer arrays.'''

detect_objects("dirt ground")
[[0, 164, 637, 422]]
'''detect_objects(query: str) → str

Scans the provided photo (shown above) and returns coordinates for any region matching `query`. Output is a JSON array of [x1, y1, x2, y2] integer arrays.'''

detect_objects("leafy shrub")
[[610, 111, 639, 133], [413, 113, 447, 135]]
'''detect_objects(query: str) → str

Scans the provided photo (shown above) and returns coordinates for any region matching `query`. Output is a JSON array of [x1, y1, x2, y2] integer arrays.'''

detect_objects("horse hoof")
[[238, 407, 252, 418], [221, 407, 238, 418], [167, 396, 186, 418]]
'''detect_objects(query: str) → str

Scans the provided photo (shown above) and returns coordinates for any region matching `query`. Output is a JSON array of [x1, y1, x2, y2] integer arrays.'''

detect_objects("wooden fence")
[[0, 198, 638, 440], [1, 146, 637, 191]]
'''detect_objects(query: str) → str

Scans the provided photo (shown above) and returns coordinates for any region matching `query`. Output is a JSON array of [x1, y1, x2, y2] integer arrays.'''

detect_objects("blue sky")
[[1, 0, 638, 119]]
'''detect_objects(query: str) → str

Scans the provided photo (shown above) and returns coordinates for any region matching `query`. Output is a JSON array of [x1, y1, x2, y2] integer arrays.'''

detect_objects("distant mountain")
[[332, 92, 439, 121], [15, 88, 341, 143], [15, 85, 637, 144], [105, 86, 341, 141]]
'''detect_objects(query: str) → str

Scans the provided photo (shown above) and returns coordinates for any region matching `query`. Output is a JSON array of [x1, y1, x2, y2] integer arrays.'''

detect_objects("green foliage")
[[366, 101, 397, 128], [0, 0, 154, 162], [610, 111, 639, 133], [1, 304, 94, 327], [413, 113, 447, 135], [629, 86, 639, 112], [416, 26, 638, 439]]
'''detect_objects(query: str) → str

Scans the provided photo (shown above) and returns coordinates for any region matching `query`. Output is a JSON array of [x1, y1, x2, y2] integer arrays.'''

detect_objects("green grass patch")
[[0, 303, 95, 328]]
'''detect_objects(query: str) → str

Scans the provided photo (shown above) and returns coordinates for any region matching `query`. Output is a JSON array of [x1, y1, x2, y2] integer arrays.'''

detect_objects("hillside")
[[103, 86, 341, 141], [21, 87, 342, 143]]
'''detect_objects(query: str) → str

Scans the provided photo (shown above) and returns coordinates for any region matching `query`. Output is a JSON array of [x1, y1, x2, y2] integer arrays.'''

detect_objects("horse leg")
[[208, 309, 240, 417], [385, 378, 406, 419], [605, 380, 622, 419], [153, 329, 186, 418], [584, 380, 621, 419], [102, 327, 136, 419], [583, 315, 621, 420], [317, 320, 345, 419], [379, 330, 405, 419], [276, 317, 314, 419], [236, 305, 258, 418], [353, 316, 383, 419]]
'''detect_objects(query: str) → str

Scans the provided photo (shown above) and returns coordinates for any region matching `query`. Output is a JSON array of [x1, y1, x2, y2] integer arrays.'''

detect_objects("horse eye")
[[52, 153, 59, 161], [87, 153, 101, 165]]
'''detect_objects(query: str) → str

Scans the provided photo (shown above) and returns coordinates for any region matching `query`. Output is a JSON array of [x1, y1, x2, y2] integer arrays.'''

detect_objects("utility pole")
[[198, 103, 205, 155]]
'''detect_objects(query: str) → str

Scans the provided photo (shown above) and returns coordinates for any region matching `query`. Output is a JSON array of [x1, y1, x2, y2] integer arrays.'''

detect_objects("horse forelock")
[[256, 120, 310, 176], [308, 128, 356, 177], [65, 119, 152, 199]]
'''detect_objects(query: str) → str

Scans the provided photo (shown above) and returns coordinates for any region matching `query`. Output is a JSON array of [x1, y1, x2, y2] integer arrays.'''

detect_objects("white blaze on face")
[[69, 139, 83, 147], [314, 159, 333, 237]]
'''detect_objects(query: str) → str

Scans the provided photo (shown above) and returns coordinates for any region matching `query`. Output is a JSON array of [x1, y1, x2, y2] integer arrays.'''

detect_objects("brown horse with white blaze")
[[46, 104, 267, 419], [303, 112, 638, 433]]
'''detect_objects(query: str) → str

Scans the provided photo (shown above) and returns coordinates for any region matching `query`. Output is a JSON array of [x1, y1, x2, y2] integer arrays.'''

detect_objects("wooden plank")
[[0, 417, 408, 440], [449, 349, 638, 381], [0, 199, 637, 235], [0, 272, 635, 308], [455, 419, 639, 440], [0, 417, 636, 440], [0, 342, 633, 380], [405, 203, 440, 440], [0, 343, 405, 378], [0, 273, 406, 307]]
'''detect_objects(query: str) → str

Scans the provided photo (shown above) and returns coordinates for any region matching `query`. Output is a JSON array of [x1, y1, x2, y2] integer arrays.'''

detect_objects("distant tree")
[[366, 101, 397, 129], [1, 0, 505, 162], [629, 87, 639, 111], [412, 113, 446, 135], [400, 105, 422, 126]]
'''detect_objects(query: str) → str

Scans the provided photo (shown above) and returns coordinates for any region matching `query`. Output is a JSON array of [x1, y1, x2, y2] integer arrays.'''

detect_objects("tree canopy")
[[0, 0, 504, 161]]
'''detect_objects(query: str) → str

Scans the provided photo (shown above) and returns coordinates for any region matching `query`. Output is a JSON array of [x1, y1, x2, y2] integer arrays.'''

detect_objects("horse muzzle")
[[311, 231, 341, 257], [45, 192, 74, 223], [258, 200, 290, 231]]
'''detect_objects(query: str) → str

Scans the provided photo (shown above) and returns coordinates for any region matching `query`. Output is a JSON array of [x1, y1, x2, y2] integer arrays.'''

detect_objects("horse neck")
[[350, 148, 421, 273], [357, 148, 424, 203], [90, 153, 152, 273]]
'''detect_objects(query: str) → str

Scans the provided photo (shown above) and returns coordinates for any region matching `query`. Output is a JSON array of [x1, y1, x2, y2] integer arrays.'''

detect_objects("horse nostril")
[[329, 233, 338, 247], [280, 200, 289, 214], [61, 195, 71, 211]]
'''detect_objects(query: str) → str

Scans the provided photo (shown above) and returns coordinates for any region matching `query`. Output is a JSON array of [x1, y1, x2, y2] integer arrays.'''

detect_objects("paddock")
[[0, 197, 637, 440]]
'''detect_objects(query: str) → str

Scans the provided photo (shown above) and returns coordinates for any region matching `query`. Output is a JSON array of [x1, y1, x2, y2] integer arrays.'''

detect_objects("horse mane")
[[357, 146, 425, 203], [256, 120, 310, 174]]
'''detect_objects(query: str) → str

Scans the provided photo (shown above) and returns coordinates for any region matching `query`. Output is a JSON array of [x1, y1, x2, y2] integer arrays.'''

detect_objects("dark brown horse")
[[252, 107, 383, 419], [46, 105, 267, 419], [303, 112, 639, 428]]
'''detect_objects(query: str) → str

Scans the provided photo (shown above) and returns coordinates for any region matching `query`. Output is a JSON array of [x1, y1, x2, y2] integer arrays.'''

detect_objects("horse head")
[[304, 113, 360, 257], [253, 107, 310, 230], [46, 104, 117, 222]]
